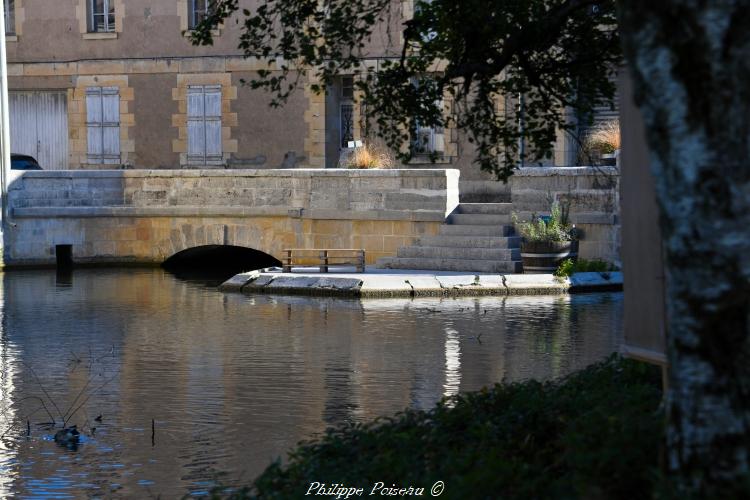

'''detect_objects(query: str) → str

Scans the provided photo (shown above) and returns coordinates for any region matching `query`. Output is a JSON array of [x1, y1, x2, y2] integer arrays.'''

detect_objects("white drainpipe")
[[0, 1, 10, 234]]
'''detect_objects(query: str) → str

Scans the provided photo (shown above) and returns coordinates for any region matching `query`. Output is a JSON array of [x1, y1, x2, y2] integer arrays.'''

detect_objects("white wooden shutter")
[[187, 86, 206, 163], [101, 87, 120, 164], [187, 85, 223, 165], [86, 88, 103, 163], [204, 86, 223, 162], [86, 87, 120, 164]]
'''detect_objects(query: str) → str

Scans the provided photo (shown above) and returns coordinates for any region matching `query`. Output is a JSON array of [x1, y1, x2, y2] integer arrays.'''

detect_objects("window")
[[410, 77, 445, 156], [88, 0, 115, 33], [86, 87, 121, 164], [4, 0, 14, 35], [188, 0, 211, 29], [187, 85, 222, 165], [340, 76, 355, 148], [412, 118, 445, 156], [414, 0, 437, 42]]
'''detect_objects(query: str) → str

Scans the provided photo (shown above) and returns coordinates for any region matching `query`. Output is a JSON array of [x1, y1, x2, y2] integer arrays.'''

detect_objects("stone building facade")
[[5, 0, 584, 186]]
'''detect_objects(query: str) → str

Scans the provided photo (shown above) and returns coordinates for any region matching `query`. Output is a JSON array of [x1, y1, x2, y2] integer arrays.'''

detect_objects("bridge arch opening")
[[162, 245, 281, 282]]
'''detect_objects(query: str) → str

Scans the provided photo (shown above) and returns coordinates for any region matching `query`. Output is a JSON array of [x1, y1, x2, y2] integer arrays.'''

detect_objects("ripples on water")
[[0, 268, 623, 497]]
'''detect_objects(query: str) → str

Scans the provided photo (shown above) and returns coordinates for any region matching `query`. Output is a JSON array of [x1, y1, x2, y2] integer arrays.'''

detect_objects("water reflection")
[[443, 327, 461, 402], [0, 278, 19, 497], [0, 268, 622, 497]]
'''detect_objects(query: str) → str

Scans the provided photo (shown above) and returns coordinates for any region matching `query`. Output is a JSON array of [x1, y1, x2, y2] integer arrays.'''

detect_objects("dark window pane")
[[342, 77, 354, 100], [5, 0, 15, 35], [340, 104, 354, 147]]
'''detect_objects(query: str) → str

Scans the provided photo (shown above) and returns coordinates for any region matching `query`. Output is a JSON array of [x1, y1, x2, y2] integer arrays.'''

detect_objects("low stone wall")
[[8, 168, 459, 215], [4, 169, 459, 267], [3, 167, 619, 268], [509, 166, 620, 265]]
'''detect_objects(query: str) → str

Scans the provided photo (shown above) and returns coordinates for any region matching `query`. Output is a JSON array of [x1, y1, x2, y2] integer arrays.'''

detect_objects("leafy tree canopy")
[[192, 0, 621, 180]]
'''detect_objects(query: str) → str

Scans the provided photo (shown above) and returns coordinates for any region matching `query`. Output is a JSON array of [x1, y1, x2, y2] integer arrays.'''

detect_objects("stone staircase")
[[377, 203, 523, 273]]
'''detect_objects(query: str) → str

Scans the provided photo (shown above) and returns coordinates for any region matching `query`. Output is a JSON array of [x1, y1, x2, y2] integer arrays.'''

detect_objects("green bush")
[[513, 201, 576, 243], [219, 356, 663, 499], [554, 258, 618, 278]]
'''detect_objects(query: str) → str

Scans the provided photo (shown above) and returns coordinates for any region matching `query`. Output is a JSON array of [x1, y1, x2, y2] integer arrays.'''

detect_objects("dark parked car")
[[11, 154, 43, 170]]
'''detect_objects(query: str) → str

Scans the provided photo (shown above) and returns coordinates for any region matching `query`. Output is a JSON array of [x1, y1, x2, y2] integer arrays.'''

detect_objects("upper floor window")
[[188, 0, 212, 29], [88, 0, 115, 33], [4, 0, 15, 35]]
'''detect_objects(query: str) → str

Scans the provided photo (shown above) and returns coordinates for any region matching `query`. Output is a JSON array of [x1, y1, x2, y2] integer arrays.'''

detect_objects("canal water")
[[0, 268, 623, 498]]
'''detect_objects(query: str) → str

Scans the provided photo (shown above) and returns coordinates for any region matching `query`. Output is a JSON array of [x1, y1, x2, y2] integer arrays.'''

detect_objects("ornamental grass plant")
[[513, 201, 576, 243], [345, 142, 395, 169], [586, 120, 621, 154]]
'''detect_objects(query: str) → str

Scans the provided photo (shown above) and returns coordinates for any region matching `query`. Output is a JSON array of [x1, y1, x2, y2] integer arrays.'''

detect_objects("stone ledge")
[[567, 271, 623, 292], [512, 211, 617, 225], [11, 206, 447, 222], [301, 209, 446, 222], [513, 166, 619, 177], [218, 271, 261, 292], [220, 271, 624, 298], [14, 168, 459, 179]]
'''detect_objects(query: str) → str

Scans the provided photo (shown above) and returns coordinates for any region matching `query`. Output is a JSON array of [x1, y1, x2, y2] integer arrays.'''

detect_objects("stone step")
[[377, 257, 522, 274], [439, 224, 515, 237], [417, 235, 521, 249], [397, 246, 520, 260], [447, 213, 511, 225], [456, 203, 513, 215]]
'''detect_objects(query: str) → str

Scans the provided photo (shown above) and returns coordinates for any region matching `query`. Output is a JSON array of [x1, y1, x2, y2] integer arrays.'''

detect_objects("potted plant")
[[581, 120, 620, 166], [513, 201, 579, 274]]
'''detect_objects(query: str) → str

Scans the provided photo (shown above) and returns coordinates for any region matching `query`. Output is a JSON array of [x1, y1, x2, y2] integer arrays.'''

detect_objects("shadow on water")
[[161, 245, 282, 285]]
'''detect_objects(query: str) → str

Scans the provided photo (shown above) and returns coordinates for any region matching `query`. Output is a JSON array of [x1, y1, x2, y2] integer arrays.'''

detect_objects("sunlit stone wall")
[[3, 169, 459, 267], [509, 167, 621, 265]]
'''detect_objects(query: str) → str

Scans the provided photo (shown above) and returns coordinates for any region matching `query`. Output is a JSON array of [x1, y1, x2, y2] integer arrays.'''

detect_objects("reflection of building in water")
[[443, 327, 462, 402], [0, 277, 19, 497], [0, 269, 623, 496]]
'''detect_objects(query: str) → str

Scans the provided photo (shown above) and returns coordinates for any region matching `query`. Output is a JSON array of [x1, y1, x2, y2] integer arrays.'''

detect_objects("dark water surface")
[[0, 268, 623, 498]]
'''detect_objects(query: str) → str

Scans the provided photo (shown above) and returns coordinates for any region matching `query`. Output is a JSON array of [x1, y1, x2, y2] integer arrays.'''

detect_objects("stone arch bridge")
[[2, 169, 458, 268]]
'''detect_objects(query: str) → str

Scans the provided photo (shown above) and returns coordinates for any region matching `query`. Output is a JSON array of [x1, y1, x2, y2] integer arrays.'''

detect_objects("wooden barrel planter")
[[520, 240, 579, 274]]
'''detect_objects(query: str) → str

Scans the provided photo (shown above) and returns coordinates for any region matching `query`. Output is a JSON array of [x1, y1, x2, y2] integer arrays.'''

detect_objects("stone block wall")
[[509, 166, 621, 265], [4, 169, 458, 267]]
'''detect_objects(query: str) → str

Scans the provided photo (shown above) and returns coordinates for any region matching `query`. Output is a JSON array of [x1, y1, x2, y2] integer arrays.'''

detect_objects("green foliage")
[[213, 356, 663, 499], [555, 258, 577, 277], [191, 0, 621, 180], [513, 201, 575, 243], [554, 258, 618, 277]]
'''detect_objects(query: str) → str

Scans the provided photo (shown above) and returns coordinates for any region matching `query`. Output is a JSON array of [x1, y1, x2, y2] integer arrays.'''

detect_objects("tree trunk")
[[618, 2, 750, 495]]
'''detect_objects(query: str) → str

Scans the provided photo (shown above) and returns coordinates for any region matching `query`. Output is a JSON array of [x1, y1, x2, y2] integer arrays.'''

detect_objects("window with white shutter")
[[187, 85, 223, 165], [86, 87, 120, 164]]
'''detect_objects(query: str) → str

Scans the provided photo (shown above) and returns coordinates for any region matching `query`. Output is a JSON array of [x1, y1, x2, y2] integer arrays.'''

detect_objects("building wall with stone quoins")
[[5, 0, 577, 176]]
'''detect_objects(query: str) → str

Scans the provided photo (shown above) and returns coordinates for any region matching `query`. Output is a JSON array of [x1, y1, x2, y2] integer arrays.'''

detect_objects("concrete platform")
[[219, 267, 623, 298]]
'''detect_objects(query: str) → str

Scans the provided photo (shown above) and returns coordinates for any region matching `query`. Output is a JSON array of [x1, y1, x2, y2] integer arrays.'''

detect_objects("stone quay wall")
[[509, 166, 621, 265], [4, 169, 459, 267]]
